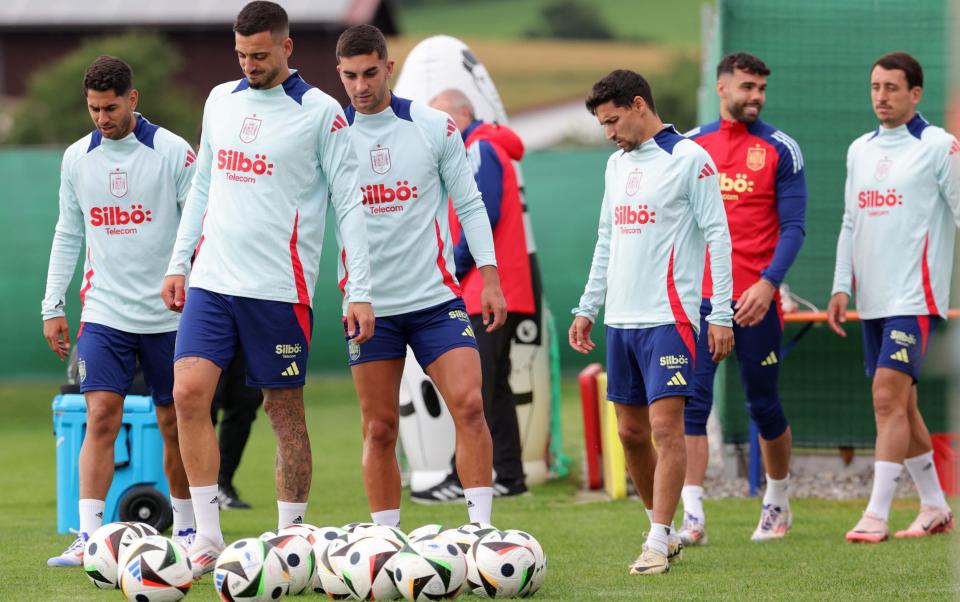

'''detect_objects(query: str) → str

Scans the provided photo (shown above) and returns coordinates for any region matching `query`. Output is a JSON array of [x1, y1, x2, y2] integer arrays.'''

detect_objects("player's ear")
[[911, 85, 923, 106], [283, 36, 293, 59], [385, 59, 395, 80], [128, 89, 139, 111]]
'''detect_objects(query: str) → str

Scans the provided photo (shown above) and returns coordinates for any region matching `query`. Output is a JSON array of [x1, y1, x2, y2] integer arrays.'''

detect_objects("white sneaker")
[[678, 513, 708, 546], [751, 504, 791, 541], [47, 530, 88, 567], [188, 534, 224, 579], [667, 533, 683, 562], [173, 528, 196, 551], [628, 545, 669, 575]]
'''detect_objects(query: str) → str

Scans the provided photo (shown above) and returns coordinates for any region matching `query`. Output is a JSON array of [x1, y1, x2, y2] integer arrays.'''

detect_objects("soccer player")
[[334, 25, 507, 529], [828, 51, 957, 543], [570, 70, 734, 575], [162, 1, 373, 576], [43, 55, 196, 566], [680, 52, 807, 544], [414, 89, 533, 502]]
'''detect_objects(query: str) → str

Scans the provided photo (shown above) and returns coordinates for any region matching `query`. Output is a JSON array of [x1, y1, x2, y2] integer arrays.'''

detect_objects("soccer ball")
[[439, 523, 497, 556], [214, 538, 290, 601], [312, 533, 351, 599], [501, 530, 546, 597], [342, 521, 376, 534], [393, 535, 468, 601], [118, 535, 192, 601], [261, 532, 316, 595], [406, 524, 446, 543], [330, 536, 402, 600], [84, 522, 149, 589], [279, 523, 322, 545], [116, 522, 162, 572], [348, 524, 409, 547], [467, 530, 538, 598]]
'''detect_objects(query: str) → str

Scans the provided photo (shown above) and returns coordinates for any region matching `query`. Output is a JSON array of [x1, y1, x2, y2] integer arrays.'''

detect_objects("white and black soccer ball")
[[279, 523, 321, 546], [312, 533, 351, 599], [501, 530, 546, 597], [330, 536, 402, 600], [393, 535, 468, 601], [342, 521, 376, 534], [84, 522, 148, 589], [406, 524, 446, 543], [261, 532, 316, 595], [467, 530, 538, 598], [214, 538, 290, 601], [348, 524, 409, 548], [118, 535, 192, 602]]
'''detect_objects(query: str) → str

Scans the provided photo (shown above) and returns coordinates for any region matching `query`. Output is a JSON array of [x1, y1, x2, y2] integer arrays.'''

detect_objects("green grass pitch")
[[0, 379, 955, 600]]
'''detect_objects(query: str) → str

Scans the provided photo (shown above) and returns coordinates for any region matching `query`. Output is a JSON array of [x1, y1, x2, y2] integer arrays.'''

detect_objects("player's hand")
[[707, 323, 734, 362], [43, 317, 71, 360], [346, 302, 375, 344], [161, 275, 187, 313], [478, 266, 507, 332], [826, 292, 849, 337], [569, 316, 596, 354], [734, 279, 776, 328]]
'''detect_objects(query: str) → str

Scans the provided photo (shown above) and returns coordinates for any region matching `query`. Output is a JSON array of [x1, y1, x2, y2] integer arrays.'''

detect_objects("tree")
[[5, 31, 201, 145], [525, 0, 614, 40]]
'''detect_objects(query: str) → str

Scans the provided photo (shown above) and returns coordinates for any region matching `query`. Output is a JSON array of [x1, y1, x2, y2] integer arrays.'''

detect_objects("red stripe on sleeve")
[[666, 246, 695, 357], [289, 210, 311, 306], [434, 219, 462, 297], [920, 234, 940, 317]]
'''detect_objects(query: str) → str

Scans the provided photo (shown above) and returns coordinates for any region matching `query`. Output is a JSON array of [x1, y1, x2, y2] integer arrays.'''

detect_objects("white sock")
[[278, 501, 308, 529], [645, 523, 670, 556], [78, 498, 105, 536], [763, 474, 790, 511], [865, 461, 903, 521], [681, 485, 705, 523], [371, 509, 401, 528], [904, 451, 948, 509], [464, 487, 493, 524], [189, 484, 224, 547], [644, 507, 654, 526], [171, 497, 194, 533]]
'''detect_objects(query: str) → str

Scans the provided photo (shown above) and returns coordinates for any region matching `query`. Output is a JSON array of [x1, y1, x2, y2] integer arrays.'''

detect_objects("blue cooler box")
[[52, 394, 172, 534]]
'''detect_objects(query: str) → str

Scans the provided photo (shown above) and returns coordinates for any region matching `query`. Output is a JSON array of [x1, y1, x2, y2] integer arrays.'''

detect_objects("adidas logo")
[[466, 500, 475, 507], [760, 351, 778, 366], [184, 149, 196, 168], [446, 117, 458, 137], [698, 163, 716, 179], [667, 371, 687, 386], [281, 361, 301, 376], [209, 496, 219, 504], [96, 512, 103, 518], [889, 348, 909, 363], [292, 516, 303, 524], [951, 139, 960, 155], [330, 114, 347, 132], [462, 326, 475, 338]]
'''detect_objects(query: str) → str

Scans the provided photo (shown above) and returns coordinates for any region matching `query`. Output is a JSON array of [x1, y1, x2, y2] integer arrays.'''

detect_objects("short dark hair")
[[234, 1, 289, 38], [717, 52, 770, 79], [873, 51, 923, 89], [83, 55, 133, 96], [336, 24, 388, 61], [585, 69, 656, 115]]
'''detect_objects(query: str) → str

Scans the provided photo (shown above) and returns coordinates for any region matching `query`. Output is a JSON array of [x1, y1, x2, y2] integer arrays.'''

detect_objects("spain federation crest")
[[874, 157, 892, 181], [109, 170, 128, 198], [746, 146, 766, 171], [370, 146, 391, 175], [239, 116, 262, 143], [625, 169, 642, 196], [349, 339, 361, 361]]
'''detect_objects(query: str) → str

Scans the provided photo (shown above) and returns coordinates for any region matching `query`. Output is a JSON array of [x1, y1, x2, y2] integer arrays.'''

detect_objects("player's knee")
[[85, 403, 121, 441], [451, 390, 486, 433], [617, 421, 652, 452], [747, 400, 788, 441], [872, 385, 906, 420], [649, 414, 683, 450], [364, 418, 398, 450], [172, 380, 209, 418]]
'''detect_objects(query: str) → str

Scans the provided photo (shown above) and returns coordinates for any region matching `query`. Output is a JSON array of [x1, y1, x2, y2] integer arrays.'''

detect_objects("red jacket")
[[450, 121, 535, 315]]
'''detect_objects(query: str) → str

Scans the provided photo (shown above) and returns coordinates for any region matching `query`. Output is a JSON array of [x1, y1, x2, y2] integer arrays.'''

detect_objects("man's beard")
[[249, 65, 281, 89], [729, 100, 762, 123]]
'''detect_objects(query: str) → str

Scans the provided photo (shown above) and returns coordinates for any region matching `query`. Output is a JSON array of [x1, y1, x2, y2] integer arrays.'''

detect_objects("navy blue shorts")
[[76, 322, 176, 405], [175, 287, 313, 388], [685, 299, 787, 439], [862, 315, 940, 382], [605, 323, 697, 405], [346, 298, 478, 370]]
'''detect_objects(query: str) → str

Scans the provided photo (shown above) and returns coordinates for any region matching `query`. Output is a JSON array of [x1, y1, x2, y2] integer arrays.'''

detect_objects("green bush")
[[525, 0, 614, 40], [4, 31, 201, 145], [647, 55, 700, 133]]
